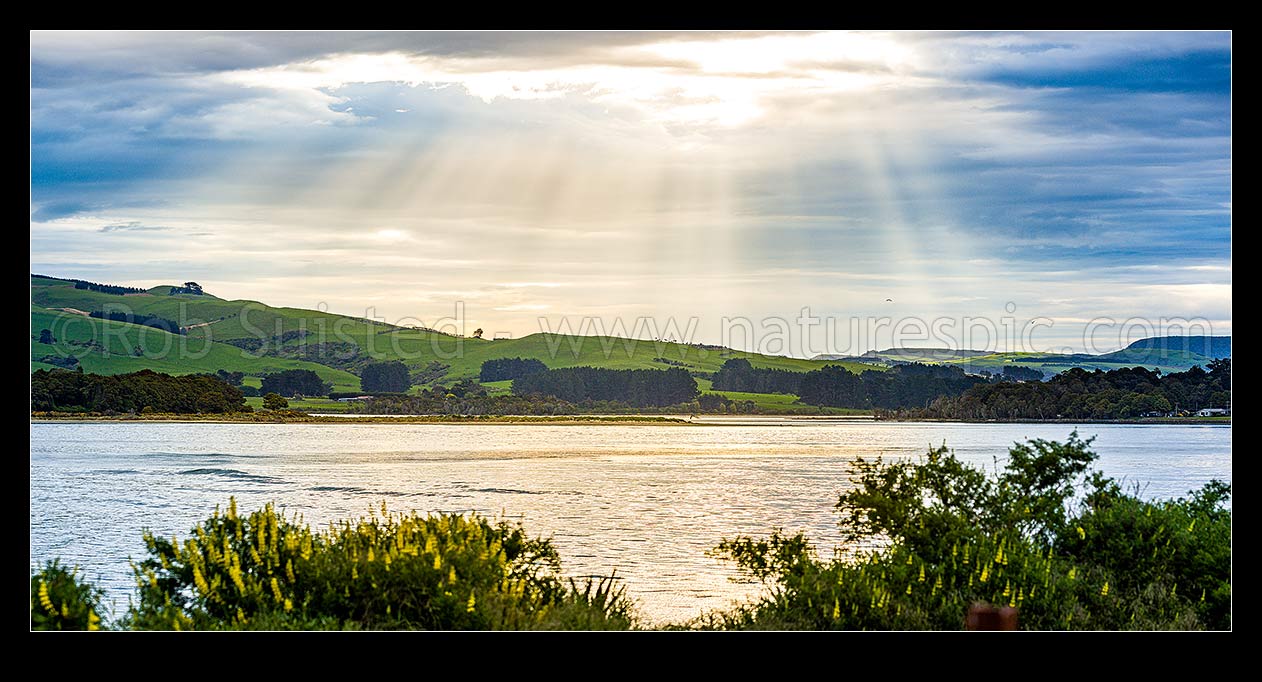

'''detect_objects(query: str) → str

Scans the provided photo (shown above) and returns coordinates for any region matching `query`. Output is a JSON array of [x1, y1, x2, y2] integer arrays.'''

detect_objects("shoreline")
[[29, 413, 699, 425], [31, 413, 1228, 426], [876, 417, 1230, 425]]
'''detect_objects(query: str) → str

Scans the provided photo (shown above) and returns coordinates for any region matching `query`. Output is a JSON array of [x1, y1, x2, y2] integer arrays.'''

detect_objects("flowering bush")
[[124, 500, 634, 630], [31, 560, 105, 630]]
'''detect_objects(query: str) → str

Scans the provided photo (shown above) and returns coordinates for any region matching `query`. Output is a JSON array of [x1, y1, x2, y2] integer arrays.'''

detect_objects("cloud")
[[30, 201, 92, 222], [98, 221, 170, 233], [29, 31, 1231, 354]]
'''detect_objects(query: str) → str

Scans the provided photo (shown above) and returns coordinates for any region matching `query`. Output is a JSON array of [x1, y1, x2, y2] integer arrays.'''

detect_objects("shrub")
[[262, 393, 289, 410], [125, 499, 635, 630], [31, 560, 106, 630], [699, 433, 1230, 630]]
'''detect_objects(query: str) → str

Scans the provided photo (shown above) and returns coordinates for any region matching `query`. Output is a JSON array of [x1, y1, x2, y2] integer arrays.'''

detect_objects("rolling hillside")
[[31, 305, 362, 391], [31, 275, 881, 395]]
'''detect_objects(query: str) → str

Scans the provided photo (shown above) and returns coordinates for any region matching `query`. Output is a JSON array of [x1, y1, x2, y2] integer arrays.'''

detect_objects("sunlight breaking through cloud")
[[30, 31, 1231, 353]]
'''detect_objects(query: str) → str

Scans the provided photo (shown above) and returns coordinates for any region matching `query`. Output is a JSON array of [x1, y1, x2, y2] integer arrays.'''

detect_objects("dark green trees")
[[259, 369, 329, 398], [480, 357, 547, 382], [511, 366, 699, 407], [30, 369, 247, 414], [360, 361, 412, 393]]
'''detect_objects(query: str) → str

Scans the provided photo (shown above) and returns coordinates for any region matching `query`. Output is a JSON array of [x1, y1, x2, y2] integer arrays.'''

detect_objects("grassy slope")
[[31, 306, 361, 391], [32, 279, 397, 344], [32, 276, 883, 393], [361, 329, 880, 387]]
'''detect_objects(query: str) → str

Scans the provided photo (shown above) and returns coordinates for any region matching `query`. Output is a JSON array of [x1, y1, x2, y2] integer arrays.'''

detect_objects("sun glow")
[[217, 32, 918, 129]]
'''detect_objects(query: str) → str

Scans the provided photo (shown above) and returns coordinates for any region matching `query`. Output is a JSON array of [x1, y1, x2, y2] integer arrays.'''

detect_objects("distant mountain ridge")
[[1124, 335, 1230, 359], [813, 335, 1230, 376]]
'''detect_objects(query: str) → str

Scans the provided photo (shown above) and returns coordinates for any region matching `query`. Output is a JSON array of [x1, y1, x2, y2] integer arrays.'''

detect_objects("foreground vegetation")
[[32, 435, 1229, 631], [696, 432, 1230, 630], [35, 502, 634, 631]]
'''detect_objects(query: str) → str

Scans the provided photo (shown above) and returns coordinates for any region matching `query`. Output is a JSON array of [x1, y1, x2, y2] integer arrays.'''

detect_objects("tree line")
[[31, 369, 248, 414], [89, 310, 185, 335], [712, 358, 989, 409], [259, 369, 330, 398], [360, 360, 411, 392], [511, 366, 699, 408], [710, 358, 803, 393], [798, 362, 990, 409], [71, 279, 147, 295], [479, 357, 547, 382], [897, 360, 1231, 420]]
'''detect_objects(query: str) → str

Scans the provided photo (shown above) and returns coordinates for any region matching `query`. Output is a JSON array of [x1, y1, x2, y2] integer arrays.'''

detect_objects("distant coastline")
[[29, 412, 696, 425], [31, 412, 1227, 426]]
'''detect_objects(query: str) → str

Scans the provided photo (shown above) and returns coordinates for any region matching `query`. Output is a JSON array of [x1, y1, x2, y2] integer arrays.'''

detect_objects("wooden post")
[[966, 603, 1018, 630]]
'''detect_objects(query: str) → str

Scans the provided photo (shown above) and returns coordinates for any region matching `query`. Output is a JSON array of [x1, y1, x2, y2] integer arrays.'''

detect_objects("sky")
[[30, 31, 1231, 356]]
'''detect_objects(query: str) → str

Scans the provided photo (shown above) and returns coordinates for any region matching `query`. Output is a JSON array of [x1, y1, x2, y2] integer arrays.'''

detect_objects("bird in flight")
[[885, 298, 894, 302]]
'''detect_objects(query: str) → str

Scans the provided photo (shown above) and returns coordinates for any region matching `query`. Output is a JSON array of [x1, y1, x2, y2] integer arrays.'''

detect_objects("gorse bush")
[[31, 560, 105, 630], [701, 432, 1230, 630], [125, 500, 635, 630]]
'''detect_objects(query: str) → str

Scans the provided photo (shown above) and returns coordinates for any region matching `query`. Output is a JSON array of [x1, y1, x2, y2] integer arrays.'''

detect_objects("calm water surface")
[[29, 419, 1230, 625]]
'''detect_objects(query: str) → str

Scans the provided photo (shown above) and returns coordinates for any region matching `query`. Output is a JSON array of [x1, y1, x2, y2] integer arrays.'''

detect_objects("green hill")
[[31, 305, 362, 391], [30, 275, 882, 397], [814, 338, 1227, 377], [1120, 335, 1230, 360]]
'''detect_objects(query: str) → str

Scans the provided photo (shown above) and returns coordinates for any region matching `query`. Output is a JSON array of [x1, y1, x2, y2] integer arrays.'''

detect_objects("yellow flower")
[[193, 566, 211, 596], [1077, 526, 1086, 540], [467, 592, 477, 613], [1100, 581, 1110, 597], [38, 580, 55, 613]]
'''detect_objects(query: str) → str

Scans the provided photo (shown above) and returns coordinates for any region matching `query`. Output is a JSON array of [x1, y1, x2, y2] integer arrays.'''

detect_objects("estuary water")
[[29, 419, 1230, 625]]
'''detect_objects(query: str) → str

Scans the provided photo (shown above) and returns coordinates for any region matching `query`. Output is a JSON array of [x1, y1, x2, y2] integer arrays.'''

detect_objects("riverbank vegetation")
[[712, 358, 988, 409], [895, 360, 1230, 420], [31, 368, 248, 414], [32, 435, 1229, 630]]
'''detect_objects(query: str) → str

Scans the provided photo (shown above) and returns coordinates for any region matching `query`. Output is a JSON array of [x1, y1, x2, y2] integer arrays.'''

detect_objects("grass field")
[[31, 305, 362, 391], [42, 274, 1212, 415], [31, 275, 884, 394], [692, 378, 871, 415], [243, 396, 355, 412]]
